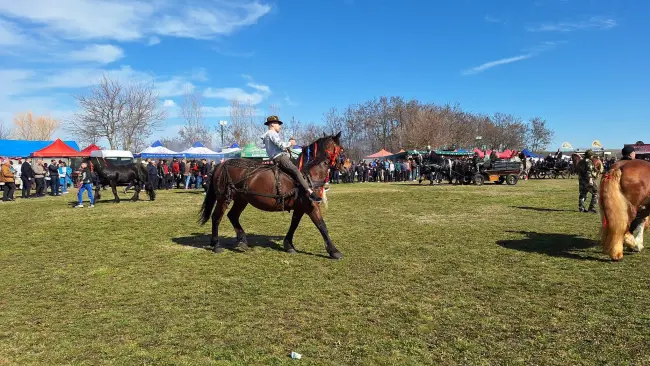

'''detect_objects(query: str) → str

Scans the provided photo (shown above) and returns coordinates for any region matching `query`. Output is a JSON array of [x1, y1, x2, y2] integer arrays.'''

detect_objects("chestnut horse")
[[199, 132, 344, 259], [599, 159, 650, 260]]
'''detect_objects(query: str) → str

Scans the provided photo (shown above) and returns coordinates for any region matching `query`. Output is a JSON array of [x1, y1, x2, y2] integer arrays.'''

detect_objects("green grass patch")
[[1, 180, 649, 365]]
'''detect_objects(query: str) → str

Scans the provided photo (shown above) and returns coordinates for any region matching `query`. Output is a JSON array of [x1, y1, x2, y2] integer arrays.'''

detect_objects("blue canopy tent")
[[135, 140, 182, 158], [521, 149, 539, 158], [180, 142, 223, 160], [0, 139, 81, 157]]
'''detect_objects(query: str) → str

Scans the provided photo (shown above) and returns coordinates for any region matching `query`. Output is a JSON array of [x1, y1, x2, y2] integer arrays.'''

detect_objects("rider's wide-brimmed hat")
[[264, 115, 283, 126], [584, 149, 594, 158]]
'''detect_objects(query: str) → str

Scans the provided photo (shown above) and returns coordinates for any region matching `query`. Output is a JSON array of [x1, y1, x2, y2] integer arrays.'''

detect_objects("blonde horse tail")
[[599, 168, 630, 260]]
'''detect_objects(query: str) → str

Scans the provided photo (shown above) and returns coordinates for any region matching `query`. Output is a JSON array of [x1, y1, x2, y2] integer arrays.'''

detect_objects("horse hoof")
[[213, 246, 225, 254], [329, 251, 343, 260], [286, 248, 297, 254], [238, 242, 249, 251]]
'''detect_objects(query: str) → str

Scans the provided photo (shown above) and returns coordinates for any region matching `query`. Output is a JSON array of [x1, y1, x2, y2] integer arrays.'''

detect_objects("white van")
[[90, 150, 134, 165]]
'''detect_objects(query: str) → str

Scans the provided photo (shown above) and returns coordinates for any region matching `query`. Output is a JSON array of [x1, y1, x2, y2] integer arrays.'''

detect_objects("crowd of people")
[[0, 156, 220, 204], [330, 158, 421, 184], [0, 158, 73, 202], [140, 158, 217, 191]]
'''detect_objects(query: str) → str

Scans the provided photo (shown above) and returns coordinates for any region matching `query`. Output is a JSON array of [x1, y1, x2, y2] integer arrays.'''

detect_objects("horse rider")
[[555, 148, 563, 160], [577, 149, 598, 213], [621, 145, 635, 161], [261, 115, 321, 203]]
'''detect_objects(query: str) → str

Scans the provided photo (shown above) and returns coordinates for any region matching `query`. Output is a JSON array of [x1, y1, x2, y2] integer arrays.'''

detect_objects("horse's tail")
[[599, 167, 630, 260], [199, 164, 220, 225]]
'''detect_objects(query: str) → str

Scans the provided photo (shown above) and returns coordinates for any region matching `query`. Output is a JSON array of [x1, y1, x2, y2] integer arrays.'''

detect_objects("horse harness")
[[216, 159, 325, 210]]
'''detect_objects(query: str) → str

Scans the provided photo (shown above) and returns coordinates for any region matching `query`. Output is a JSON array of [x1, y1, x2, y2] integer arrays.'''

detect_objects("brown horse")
[[199, 132, 344, 259], [599, 159, 650, 260]]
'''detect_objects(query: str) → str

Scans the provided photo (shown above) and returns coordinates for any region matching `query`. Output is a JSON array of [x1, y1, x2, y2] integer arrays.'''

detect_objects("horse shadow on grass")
[[172, 233, 330, 258], [497, 231, 609, 262]]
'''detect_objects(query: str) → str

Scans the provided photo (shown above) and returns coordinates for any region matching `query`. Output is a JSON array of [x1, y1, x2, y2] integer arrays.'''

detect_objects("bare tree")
[[527, 117, 554, 152], [68, 74, 167, 151], [284, 116, 303, 142], [179, 91, 213, 148], [12, 112, 60, 140], [0, 119, 11, 139], [229, 100, 250, 146]]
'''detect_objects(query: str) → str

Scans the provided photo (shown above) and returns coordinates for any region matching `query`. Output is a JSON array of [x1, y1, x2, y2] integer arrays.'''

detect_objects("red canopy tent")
[[81, 144, 101, 154], [31, 139, 88, 157], [365, 149, 393, 159], [473, 148, 517, 159]]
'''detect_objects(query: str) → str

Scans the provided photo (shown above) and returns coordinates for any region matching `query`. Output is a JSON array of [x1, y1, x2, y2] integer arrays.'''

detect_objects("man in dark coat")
[[147, 160, 158, 200], [48, 160, 60, 196], [621, 145, 635, 161], [21, 158, 34, 198]]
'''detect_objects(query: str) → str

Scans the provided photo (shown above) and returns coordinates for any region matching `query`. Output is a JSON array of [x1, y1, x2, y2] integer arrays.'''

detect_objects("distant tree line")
[[60, 74, 554, 159]]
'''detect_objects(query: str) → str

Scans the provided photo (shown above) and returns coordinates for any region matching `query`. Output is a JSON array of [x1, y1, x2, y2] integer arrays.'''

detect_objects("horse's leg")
[[211, 197, 229, 253], [306, 204, 342, 259], [110, 179, 120, 203], [95, 185, 101, 200], [283, 209, 304, 254], [628, 207, 650, 252], [227, 198, 249, 250], [131, 181, 140, 201]]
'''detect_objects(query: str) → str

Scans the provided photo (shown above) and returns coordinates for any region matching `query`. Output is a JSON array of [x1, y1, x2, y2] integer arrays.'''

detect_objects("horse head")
[[299, 131, 343, 173]]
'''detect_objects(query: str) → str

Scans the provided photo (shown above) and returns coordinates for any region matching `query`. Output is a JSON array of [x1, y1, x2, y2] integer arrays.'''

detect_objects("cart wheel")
[[506, 174, 518, 185], [560, 171, 568, 179], [473, 174, 485, 186]]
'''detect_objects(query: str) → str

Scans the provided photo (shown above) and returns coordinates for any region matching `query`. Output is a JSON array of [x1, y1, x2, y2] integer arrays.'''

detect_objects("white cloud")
[[147, 36, 161, 46], [247, 82, 270, 94], [462, 54, 532, 76], [0, 18, 27, 45], [0, 0, 272, 42], [163, 99, 176, 107], [155, 77, 195, 97], [68, 44, 124, 64], [484, 15, 504, 24], [202, 106, 232, 117], [204, 87, 265, 105], [191, 68, 208, 82], [204, 78, 271, 105], [527, 16, 617, 32], [284, 95, 297, 106]]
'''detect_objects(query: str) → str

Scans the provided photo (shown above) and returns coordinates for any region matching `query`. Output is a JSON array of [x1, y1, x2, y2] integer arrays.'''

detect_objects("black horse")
[[88, 157, 155, 203], [416, 151, 450, 184]]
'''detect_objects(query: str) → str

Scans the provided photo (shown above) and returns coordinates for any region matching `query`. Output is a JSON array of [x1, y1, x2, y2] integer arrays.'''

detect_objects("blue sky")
[[1, 0, 648, 150]]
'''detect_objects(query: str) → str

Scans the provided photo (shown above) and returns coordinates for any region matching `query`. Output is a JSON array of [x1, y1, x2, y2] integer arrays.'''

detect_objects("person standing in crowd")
[[58, 161, 69, 194], [183, 159, 192, 189], [621, 145, 635, 161], [172, 158, 181, 188], [75, 162, 94, 208], [33, 159, 45, 197], [1, 159, 16, 202], [21, 158, 34, 198], [179, 159, 187, 189], [198, 159, 208, 189], [578, 150, 598, 213], [147, 160, 158, 199], [48, 159, 60, 196]]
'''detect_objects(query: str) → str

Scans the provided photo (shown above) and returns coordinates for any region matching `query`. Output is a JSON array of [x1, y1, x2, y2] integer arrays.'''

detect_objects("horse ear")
[[334, 131, 342, 142]]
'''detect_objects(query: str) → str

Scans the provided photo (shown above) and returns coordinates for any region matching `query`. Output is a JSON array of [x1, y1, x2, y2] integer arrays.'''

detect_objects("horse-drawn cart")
[[471, 161, 521, 186]]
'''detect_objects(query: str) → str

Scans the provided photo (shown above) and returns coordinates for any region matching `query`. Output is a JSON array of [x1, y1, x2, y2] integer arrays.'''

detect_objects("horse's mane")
[[299, 135, 337, 171]]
